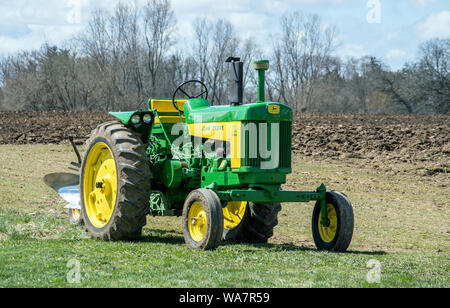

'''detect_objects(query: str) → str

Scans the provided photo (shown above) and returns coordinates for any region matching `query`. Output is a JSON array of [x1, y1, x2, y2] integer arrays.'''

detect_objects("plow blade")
[[43, 173, 80, 210]]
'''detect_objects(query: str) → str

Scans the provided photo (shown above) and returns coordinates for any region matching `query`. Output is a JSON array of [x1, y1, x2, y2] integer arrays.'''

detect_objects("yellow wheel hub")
[[318, 203, 338, 243], [223, 202, 247, 230], [83, 142, 118, 229], [188, 202, 208, 242]]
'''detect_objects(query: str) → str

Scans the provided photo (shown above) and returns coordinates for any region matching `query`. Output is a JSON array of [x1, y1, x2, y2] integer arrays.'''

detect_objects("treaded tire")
[[182, 189, 224, 250], [224, 203, 281, 244], [312, 191, 354, 252], [222, 203, 250, 242], [80, 121, 151, 241]]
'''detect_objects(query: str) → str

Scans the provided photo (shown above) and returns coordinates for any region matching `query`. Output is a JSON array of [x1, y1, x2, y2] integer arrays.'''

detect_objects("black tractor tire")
[[312, 191, 354, 252], [182, 189, 224, 250], [223, 202, 281, 244], [80, 121, 151, 241], [222, 202, 250, 242], [68, 209, 83, 225]]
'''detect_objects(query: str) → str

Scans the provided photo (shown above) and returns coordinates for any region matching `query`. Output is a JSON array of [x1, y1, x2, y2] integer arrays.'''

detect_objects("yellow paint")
[[154, 116, 185, 124], [82, 142, 118, 229], [318, 203, 338, 243], [188, 121, 242, 169], [223, 202, 247, 230], [188, 202, 207, 242], [219, 160, 227, 170], [151, 99, 187, 113], [71, 209, 81, 221], [151, 99, 186, 124], [268, 104, 280, 114]]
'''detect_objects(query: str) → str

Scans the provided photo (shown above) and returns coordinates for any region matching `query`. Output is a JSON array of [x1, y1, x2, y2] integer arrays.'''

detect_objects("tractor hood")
[[183, 99, 293, 123]]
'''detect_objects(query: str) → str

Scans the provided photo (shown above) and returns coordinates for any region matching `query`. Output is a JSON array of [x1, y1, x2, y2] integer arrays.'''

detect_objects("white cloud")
[[338, 43, 368, 59], [417, 11, 450, 39], [409, 0, 436, 8], [386, 49, 407, 59]]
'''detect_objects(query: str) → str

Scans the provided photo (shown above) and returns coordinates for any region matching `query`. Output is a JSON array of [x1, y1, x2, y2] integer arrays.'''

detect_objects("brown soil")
[[0, 111, 449, 164], [0, 111, 115, 146], [292, 113, 450, 164]]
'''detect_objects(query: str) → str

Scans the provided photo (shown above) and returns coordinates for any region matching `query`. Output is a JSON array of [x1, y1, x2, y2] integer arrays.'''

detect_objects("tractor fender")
[[109, 111, 155, 126]]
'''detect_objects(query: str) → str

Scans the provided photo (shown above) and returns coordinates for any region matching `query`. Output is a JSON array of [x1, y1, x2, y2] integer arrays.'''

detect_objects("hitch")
[[69, 135, 82, 168], [317, 184, 330, 227]]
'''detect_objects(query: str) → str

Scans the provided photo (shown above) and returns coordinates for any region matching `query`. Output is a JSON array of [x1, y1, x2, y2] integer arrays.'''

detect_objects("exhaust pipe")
[[226, 57, 244, 106]]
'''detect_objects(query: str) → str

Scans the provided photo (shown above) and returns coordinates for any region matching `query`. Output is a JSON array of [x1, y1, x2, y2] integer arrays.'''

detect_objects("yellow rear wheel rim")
[[223, 202, 247, 230], [83, 142, 118, 229], [188, 202, 207, 242], [318, 204, 338, 243]]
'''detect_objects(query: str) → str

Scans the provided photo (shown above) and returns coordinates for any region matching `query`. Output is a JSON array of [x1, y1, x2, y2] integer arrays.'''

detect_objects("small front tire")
[[182, 189, 224, 250], [312, 191, 354, 252]]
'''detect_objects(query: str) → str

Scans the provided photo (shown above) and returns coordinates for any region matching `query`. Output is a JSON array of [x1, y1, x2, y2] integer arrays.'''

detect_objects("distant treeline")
[[0, 0, 448, 114]]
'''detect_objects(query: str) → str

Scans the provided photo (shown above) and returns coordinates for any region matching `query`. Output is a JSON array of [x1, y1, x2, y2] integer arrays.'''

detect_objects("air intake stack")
[[254, 59, 269, 103]]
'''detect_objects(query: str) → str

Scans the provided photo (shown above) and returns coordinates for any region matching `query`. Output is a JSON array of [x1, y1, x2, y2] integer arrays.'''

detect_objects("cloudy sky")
[[0, 0, 449, 70]]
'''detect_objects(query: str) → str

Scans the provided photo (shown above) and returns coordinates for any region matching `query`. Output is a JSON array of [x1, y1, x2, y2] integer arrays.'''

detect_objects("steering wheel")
[[172, 80, 208, 113]]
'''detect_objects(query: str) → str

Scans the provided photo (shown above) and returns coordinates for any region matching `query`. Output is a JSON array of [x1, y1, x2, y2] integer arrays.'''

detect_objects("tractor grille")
[[242, 121, 292, 170]]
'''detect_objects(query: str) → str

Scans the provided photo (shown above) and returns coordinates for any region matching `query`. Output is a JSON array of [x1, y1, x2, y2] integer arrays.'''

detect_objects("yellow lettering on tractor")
[[188, 122, 242, 169]]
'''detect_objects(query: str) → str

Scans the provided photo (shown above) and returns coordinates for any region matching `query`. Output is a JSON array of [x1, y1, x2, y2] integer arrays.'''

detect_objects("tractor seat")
[[150, 99, 187, 124]]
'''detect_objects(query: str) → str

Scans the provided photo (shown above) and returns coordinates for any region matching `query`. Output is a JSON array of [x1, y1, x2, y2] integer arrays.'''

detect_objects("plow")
[[45, 58, 354, 251]]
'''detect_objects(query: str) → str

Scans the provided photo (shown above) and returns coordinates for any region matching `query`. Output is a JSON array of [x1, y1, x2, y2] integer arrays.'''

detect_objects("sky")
[[0, 0, 449, 70]]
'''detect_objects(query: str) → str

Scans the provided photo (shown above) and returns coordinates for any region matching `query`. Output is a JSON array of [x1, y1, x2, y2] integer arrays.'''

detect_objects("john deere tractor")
[[76, 57, 354, 251]]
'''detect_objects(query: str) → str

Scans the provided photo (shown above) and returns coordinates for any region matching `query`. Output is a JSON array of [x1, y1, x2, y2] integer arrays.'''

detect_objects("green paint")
[[216, 187, 325, 204], [106, 59, 329, 225], [109, 111, 136, 125], [183, 99, 293, 123], [254, 59, 269, 102]]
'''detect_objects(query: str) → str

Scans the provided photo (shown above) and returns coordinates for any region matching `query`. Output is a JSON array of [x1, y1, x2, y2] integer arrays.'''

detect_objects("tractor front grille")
[[242, 121, 292, 170]]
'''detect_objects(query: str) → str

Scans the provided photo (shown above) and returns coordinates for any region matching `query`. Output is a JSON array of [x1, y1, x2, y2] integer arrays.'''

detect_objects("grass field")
[[0, 144, 448, 288]]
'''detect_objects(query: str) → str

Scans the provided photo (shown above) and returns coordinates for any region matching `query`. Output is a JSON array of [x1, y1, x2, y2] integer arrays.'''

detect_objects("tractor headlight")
[[143, 114, 152, 124], [131, 115, 141, 125]]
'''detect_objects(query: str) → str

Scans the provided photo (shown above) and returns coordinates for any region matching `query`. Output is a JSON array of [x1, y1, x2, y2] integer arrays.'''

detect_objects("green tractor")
[[75, 58, 354, 251]]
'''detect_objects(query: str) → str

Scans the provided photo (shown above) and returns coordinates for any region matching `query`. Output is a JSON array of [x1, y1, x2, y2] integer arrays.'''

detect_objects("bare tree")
[[417, 39, 450, 114], [239, 37, 262, 103], [270, 12, 338, 111], [143, 0, 176, 96], [0, 2, 447, 115], [193, 18, 212, 83]]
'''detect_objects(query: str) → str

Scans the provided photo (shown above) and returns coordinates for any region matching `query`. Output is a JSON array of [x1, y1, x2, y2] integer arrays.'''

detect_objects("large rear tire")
[[80, 121, 151, 241], [223, 202, 281, 244]]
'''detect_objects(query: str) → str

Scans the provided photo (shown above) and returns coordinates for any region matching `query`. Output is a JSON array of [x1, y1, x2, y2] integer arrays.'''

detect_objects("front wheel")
[[182, 189, 224, 250], [312, 191, 354, 252]]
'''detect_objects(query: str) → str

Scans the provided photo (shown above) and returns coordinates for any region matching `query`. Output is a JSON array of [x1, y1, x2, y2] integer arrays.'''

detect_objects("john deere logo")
[[268, 105, 280, 114]]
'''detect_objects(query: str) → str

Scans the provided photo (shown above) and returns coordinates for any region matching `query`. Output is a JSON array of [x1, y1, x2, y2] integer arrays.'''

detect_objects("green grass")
[[0, 145, 449, 288]]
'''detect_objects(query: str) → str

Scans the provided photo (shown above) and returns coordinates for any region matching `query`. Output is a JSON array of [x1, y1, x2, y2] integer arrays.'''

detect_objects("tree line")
[[0, 0, 448, 114]]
